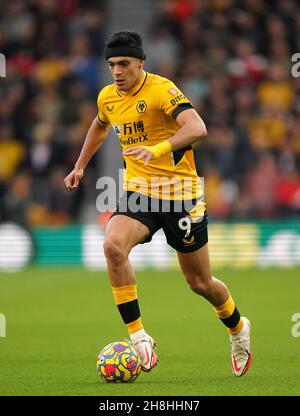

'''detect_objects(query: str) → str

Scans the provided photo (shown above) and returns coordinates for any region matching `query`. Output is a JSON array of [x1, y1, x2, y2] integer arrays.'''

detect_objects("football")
[[97, 340, 142, 383]]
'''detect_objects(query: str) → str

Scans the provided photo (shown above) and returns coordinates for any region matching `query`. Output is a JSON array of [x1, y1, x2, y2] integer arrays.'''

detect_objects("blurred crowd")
[[0, 0, 300, 228], [146, 0, 300, 219], [0, 0, 106, 226]]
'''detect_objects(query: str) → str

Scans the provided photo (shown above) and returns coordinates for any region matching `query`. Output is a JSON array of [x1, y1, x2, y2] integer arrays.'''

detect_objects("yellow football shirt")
[[97, 71, 204, 205]]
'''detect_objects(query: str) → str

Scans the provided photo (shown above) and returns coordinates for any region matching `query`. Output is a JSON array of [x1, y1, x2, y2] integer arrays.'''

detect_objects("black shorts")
[[109, 191, 208, 253]]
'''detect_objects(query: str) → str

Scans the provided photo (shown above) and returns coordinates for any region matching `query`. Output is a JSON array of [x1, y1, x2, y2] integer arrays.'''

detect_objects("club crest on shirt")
[[136, 100, 147, 114]]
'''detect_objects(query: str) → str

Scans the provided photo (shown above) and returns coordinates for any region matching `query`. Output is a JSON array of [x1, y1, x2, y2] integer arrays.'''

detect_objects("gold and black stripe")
[[112, 285, 144, 334], [117, 299, 140, 324], [220, 306, 241, 328]]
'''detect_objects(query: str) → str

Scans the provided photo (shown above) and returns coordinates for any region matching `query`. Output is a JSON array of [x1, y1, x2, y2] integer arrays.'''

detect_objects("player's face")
[[107, 57, 144, 91]]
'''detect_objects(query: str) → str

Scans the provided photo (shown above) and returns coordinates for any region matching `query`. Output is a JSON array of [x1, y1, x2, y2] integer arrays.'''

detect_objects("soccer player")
[[64, 31, 252, 377]]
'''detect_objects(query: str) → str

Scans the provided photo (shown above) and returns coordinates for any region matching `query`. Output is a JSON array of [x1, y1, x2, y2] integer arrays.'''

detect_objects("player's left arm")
[[123, 108, 207, 165], [167, 108, 207, 151]]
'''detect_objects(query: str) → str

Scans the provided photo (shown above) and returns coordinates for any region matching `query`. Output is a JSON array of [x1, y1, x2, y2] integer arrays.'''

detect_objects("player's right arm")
[[64, 117, 109, 191]]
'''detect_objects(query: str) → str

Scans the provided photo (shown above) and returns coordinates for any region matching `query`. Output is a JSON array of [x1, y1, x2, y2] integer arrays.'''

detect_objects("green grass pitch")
[[0, 266, 299, 396]]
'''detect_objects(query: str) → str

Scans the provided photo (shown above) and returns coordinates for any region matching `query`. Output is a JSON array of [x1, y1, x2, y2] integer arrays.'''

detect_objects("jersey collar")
[[116, 72, 148, 97]]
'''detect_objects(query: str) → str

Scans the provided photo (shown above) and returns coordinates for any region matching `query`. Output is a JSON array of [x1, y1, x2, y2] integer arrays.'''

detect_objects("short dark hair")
[[106, 31, 143, 49], [105, 31, 146, 61]]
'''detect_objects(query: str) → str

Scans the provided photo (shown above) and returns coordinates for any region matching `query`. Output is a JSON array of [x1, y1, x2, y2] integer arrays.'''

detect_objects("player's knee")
[[186, 274, 212, 296], [103, 236, 127, 264]]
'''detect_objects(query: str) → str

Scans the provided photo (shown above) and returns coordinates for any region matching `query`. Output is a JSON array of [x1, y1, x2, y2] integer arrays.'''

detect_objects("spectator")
[[246, 153, 279, 217]]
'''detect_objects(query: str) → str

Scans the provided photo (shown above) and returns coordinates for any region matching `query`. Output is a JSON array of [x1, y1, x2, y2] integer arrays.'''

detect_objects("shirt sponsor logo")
[[123, 121, 145, 135], [168, 88, 178, 95], [113, 123, 122, 138], [170, 94, 186, 106], [120, 135, 148, 145]]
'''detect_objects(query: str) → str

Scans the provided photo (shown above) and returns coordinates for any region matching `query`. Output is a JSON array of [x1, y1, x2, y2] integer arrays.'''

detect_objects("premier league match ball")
[[97, 341, 142, 383]]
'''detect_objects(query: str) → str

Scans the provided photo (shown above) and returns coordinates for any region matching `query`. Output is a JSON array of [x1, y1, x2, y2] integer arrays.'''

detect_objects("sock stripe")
[[220, 306, 241, 328], [111, 284, 144, 335], [112, 285, 138, 305], [229, 318, 244, 335], [117, 299, 140, 324], [127, 317, 143, 334], [213, 295, 235, 319], [213, 294, 243, 334]]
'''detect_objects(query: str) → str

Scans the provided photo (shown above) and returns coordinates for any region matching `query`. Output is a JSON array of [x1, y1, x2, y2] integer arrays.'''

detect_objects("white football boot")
[[132, 334, 158, 372], [230, 317, 252, 377]]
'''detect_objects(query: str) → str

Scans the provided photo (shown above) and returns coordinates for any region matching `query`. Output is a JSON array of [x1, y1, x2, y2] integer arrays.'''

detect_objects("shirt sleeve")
[[157, 79, 193, 119], [97, 88, 110, 126]]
